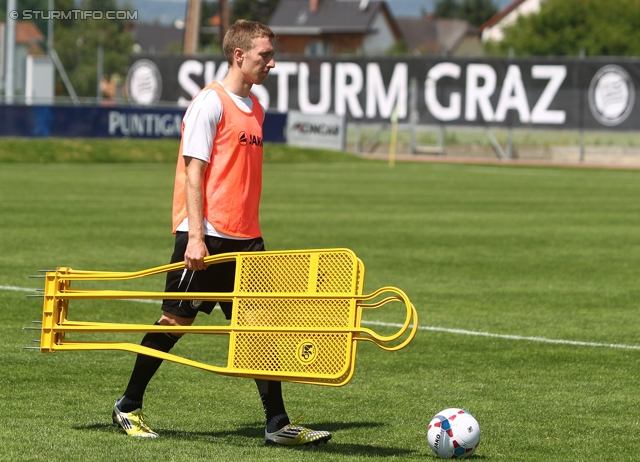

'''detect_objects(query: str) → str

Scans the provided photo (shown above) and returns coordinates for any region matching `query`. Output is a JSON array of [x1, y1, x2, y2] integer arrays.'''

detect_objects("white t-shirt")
[[176, 83, 263, 239]]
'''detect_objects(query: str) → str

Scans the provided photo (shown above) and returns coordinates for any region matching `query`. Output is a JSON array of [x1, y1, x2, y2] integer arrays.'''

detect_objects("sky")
[[125, 0, 516, 25]]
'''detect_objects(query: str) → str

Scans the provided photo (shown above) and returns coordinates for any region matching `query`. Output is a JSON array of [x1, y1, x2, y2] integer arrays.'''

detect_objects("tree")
[[435, 0, 497, 26], [487, 0, 640, 56], [435, 0, 460, 18], [199, 0, 221, 52], [231, 0, 280, 25], [0, 0, 52, 36], [458, 0, 498, 27], [0, 0, 134, 98], [386, 39, 410, 56], [53, 0, 135, 98]]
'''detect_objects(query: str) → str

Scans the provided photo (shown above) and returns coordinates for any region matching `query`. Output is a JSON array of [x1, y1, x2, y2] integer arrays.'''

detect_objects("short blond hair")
[[223, 20, 275, 65]]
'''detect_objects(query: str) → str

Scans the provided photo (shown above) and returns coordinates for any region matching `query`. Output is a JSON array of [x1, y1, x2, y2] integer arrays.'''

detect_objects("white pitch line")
[[4, 284, 640, 351], [363, 320, 640, 351], [0, 285, 39, 292]]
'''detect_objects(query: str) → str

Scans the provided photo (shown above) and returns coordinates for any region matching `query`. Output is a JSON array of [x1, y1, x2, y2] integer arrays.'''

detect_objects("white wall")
[[362, 12, 395, 55], [481, 0, 542, 43], [26, 56, 54, 104], [0, 23, 4, 93]]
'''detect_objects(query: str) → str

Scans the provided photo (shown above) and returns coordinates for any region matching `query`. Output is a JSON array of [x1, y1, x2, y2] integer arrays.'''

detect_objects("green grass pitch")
[[1, 147, 639, 461]]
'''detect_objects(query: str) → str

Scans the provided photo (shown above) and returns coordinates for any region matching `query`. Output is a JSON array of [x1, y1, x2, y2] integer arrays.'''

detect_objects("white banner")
[[286, 111, 346, 151]]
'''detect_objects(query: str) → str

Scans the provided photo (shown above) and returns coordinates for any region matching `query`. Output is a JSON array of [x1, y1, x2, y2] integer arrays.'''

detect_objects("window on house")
[[305, 41, 331, 56]]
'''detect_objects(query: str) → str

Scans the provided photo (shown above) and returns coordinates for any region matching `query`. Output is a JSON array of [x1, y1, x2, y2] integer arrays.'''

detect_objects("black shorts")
[[161, 232, 265, 320]]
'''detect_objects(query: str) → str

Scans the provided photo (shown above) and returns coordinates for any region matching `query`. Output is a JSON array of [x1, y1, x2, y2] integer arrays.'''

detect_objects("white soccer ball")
[[427, 408, 481, 459]]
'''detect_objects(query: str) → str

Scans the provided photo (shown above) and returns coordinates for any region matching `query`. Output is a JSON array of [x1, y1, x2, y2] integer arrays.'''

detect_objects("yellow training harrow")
[[36, 249, 418, 386]]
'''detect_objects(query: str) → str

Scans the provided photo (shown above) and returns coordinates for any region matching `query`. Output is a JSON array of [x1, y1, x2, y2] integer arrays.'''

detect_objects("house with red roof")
[[269, 0, 402, 56], [0, 20, 50, 102], [479, 0, 541, 43]]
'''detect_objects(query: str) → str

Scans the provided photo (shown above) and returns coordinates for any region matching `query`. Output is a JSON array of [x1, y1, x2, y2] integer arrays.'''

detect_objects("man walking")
[[111, 20, 331, 446]]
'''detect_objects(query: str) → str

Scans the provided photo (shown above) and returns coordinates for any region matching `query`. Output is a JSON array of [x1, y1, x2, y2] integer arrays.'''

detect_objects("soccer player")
[[111, 20, 331, 446]]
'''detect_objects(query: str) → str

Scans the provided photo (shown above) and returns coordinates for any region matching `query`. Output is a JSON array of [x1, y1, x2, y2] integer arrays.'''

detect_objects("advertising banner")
[[0, 105, 185, 138], [286, 111, 346, 151], [126, 55, 640, 130], [0, 105, 287, 142]]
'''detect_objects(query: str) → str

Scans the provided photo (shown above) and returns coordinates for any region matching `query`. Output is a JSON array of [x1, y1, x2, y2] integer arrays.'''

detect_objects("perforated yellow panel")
[[316, 253, 357, 294], [237, 252, 357, 295], [231, 332, 351, 378], [231, 251, 359, 380], [236, 298, 353, 328], [239, 254, 311, 293]]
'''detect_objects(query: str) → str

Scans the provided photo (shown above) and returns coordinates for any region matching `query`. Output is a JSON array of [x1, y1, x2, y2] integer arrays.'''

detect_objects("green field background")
[[1, 141, 639, 461]]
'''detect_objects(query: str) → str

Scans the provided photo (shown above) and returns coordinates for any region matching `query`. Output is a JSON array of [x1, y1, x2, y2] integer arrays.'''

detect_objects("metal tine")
[[32, 321, 42, 324], [33, 289, 45, 292], [26, 295, 44, 298], [30, 339, 40, 343], [22, 327, 42, 331], [28, 275, 47, 278], [23, 346, 41, 350]]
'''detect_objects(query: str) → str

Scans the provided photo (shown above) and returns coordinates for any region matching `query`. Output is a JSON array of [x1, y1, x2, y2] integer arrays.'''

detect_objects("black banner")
[[126, 55, 640, 130]]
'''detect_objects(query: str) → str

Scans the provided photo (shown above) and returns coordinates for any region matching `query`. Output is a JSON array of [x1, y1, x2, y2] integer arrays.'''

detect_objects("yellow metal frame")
[[40, 249, 418, 387]]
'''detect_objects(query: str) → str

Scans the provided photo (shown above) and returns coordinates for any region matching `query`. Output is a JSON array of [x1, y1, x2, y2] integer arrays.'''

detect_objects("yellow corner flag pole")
[[389, 104, 398, 167]]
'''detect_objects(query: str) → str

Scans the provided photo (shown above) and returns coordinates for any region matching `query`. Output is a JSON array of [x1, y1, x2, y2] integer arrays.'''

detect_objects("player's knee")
[[141, 320, 182, 352], [158, 312, 195, 328]]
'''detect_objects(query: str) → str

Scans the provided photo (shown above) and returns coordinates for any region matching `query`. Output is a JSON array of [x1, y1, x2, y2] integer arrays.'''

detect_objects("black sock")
[[256, 379, 288, 431], [266, 413, 290, 433], [115, 395, 142, 413], [121, 322, 180, 407]]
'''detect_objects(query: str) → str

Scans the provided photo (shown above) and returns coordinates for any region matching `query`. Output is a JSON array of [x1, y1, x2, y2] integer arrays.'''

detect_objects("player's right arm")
[[180, 89, 222, 271], [183, 156, 209, 271]]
